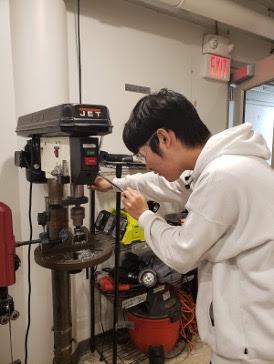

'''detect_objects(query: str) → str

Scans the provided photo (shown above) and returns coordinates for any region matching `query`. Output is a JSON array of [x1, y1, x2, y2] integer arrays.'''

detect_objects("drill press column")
[[47, 179, 72, 364]]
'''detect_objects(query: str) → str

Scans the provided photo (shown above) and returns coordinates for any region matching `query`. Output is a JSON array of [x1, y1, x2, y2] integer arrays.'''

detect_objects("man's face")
[[137, 143, 185, 182], [136, 129, 198, 181]]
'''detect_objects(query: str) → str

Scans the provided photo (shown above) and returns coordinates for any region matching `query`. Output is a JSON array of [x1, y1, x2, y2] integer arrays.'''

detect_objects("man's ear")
[[157, 128, 172, 148]]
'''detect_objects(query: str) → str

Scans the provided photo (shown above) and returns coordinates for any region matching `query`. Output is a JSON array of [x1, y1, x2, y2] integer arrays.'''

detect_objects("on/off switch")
[[84, 157, 97, 166]]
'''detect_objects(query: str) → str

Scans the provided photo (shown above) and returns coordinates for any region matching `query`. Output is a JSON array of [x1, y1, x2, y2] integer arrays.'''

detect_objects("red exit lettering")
[[209, 55, 230, 81]]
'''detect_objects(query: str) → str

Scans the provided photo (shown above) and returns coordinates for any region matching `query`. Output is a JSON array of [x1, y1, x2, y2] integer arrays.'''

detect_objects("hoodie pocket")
[[195, 262, 217, 350], [212, 263, 248, 360]]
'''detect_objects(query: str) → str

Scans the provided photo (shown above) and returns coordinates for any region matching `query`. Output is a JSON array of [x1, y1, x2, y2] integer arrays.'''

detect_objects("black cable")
[[215, 21, 219, 35], [24, 141, 34, 364], [77, 0, 82, 104]]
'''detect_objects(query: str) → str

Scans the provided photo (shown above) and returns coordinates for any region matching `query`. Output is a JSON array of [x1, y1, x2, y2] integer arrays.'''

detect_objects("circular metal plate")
[[34, 234, 113, 271]]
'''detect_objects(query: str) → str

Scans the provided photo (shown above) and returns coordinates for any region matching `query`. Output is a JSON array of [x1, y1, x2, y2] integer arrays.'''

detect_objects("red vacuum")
[[127, 284, 181, 354]]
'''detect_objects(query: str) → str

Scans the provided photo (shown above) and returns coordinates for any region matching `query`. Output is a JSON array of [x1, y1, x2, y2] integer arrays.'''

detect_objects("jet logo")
[[79, 108, 101, 118]]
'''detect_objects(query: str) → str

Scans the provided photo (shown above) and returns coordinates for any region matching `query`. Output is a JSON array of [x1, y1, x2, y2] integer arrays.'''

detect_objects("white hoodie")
[[114, 123, 274, 363]]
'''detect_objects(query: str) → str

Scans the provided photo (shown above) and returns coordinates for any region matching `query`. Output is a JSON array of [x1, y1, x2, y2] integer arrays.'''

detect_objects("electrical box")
[[70, 137, 99, 185]]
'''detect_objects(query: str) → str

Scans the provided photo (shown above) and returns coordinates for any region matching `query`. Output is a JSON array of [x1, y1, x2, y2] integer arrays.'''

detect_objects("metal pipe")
[[112, 164, 122, 364], [89, 189, 96, 352], [15, 239, 40, 247]]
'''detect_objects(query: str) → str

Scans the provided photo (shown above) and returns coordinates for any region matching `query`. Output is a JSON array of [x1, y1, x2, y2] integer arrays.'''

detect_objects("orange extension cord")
[[177, 289, 198, 352]]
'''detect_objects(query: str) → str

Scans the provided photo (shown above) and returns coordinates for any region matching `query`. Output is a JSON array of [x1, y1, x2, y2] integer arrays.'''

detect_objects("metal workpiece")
[[51, 270, 72, 364], [73, 227, 87, 245]]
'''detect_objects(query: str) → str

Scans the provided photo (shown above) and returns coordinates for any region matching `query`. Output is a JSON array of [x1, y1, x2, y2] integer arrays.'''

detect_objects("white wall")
[[0, 2, 26, 363], [66, 0, 272, 149], [1, 1, 68, 363], [0, 0, 273, 362]]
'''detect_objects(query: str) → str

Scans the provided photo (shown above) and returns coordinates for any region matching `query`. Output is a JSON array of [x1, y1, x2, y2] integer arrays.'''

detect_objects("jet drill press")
[[15, 103, 113, 364]]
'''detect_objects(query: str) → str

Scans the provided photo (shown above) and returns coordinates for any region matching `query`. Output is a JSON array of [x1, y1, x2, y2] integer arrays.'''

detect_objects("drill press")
[[15, 103, 113, 364]]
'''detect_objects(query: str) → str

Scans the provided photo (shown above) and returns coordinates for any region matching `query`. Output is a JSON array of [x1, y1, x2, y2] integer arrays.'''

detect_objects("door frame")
[[232, 55, 274, 126], [231, 55, 274, 168]]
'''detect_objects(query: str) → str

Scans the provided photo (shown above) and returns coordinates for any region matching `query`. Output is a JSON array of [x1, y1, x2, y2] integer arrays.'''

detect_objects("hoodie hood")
[[192, 123, 271, 183]]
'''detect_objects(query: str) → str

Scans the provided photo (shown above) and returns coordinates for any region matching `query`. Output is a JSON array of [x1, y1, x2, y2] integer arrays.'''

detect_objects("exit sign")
[[203, 54, 231, 82]]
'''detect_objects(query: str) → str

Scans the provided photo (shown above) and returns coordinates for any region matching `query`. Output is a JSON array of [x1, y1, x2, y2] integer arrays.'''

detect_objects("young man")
[[92, 89, 274, 364]]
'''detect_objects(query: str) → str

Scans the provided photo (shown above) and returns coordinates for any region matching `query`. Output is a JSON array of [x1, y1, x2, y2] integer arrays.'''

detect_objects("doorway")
[[231, 55, 274, 167]]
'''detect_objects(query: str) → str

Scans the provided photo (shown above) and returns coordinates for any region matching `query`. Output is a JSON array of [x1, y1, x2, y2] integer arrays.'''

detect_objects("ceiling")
[[126, 0, 274, 40], [234, 0, 274, 15]]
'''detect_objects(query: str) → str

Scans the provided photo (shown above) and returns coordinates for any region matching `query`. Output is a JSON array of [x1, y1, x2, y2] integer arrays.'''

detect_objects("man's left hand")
[[122, 187, 148, 220]]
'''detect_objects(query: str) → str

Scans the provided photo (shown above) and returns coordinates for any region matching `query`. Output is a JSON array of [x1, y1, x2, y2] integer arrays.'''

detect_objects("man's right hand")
[[88, 176, 113, 192]]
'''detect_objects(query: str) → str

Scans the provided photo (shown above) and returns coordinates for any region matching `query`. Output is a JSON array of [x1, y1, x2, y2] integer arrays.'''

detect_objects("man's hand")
[[88, 176, 113, 192], [122, 187, 148, 220]]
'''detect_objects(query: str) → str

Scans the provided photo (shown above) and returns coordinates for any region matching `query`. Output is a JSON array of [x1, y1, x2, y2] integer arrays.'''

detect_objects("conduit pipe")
[[134, 0, 274, 40]]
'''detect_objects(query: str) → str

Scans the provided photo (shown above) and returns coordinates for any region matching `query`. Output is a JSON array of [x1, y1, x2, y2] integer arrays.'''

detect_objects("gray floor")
[[80, 337, 211, 364]]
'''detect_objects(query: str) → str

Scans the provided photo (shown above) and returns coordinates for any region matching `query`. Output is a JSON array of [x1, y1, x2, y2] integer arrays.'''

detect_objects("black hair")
[[122, 88, 211, 155]]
